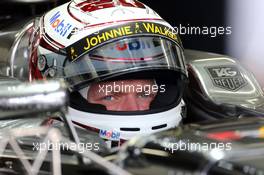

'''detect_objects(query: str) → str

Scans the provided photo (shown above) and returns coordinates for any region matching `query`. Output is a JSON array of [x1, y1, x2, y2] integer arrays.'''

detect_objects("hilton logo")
[[207, 66, 247, 91]]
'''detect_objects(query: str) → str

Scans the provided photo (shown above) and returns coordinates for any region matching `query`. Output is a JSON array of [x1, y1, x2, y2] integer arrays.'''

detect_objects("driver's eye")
[[103, 96, 114, 101], [138, 92, 154, 99]]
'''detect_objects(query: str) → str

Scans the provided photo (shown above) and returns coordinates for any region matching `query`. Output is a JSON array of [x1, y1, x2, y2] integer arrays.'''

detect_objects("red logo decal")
[[76, 0, 145, 12]]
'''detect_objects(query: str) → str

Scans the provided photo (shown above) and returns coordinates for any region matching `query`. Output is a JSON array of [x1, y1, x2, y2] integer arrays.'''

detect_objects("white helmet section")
[[68, 100, 185, 141], [42, 0, 169, 50]]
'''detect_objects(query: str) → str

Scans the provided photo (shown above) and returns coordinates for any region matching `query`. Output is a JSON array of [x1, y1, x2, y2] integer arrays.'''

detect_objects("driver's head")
[[30, 0, 188, 147]]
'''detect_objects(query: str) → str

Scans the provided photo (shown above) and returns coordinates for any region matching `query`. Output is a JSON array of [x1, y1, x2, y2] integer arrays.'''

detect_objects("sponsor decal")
[[64, 21, 179, 61], [99, 129, 121, 141], [49, 11, 73, 37], [207, 66, 247, 91], [113, 39, 154, 52]]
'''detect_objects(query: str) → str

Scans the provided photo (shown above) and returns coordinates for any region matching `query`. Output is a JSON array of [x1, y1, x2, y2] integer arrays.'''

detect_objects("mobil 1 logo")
[[49, 11, 73, 37], [207, 66, 247, 91]]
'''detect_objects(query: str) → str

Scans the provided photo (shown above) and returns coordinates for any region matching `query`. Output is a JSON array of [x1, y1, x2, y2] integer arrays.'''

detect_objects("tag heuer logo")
[[207, 66, 247, 91]]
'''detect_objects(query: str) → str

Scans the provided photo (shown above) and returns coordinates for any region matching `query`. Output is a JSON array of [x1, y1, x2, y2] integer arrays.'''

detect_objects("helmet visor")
[[62, 36, 186, 90]]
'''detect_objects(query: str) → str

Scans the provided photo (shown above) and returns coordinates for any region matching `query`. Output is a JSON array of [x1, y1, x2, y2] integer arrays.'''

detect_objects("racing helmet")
[[29, 0, 188, 146]]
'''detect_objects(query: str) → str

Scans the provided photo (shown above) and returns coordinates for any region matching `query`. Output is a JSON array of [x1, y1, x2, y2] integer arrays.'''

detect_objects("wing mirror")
[[0, 79, 68, 119]]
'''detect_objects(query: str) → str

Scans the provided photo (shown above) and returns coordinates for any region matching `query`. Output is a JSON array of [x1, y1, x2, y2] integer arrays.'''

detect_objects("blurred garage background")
[[0, 0, 263, 87]]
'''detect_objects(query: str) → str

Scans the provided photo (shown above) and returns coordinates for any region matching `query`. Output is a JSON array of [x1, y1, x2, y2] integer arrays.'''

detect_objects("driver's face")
[[86, 79, 157, 111]]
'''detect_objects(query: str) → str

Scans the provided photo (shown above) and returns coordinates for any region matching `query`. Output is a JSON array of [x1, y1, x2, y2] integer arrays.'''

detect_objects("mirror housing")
[[0, 78, 68, 119]]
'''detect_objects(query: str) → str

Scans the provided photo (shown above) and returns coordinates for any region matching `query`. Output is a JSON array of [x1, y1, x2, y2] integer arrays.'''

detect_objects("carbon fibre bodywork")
[[117, 117, 264, 175]]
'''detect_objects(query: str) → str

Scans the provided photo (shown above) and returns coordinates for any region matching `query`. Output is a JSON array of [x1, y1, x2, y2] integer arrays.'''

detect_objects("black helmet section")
[[70, 69, 187, 115]]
